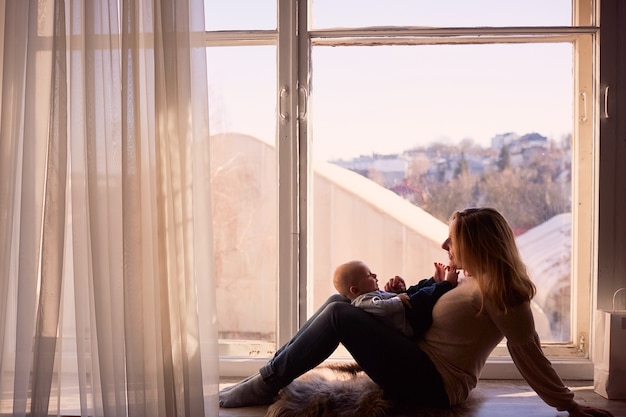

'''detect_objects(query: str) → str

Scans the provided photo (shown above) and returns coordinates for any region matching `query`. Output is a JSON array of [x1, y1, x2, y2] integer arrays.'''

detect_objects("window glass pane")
[[204, 0, 276, 31], [310, 43, 573, 343], [310, 0, 572, 29], [207, 46, 278, 355]]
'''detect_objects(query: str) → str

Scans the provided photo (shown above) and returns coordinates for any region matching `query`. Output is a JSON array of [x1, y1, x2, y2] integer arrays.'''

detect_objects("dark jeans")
[[260, 294, 450, 407]]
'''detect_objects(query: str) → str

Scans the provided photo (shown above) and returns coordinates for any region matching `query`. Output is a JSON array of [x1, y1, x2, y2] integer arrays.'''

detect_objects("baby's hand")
[[397, 293, 411, 308], [384, 276, 406, 293]]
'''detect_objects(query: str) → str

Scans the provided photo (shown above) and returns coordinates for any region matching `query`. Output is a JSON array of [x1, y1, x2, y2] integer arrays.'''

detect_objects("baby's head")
[[333, 260, 378, 300]]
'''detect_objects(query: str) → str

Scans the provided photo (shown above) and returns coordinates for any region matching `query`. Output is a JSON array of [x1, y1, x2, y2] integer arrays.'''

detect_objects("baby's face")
[[354, 265, 379, 294]]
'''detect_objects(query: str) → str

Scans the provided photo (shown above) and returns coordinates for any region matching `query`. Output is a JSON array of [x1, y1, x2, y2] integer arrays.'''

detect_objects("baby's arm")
[[353, 292, 406, 316], [397, 293, 410, 307], [388, 263, 459, 295]]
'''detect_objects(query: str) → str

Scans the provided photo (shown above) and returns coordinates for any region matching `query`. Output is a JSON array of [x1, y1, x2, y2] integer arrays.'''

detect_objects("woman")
[[219, 207, 614, 417]]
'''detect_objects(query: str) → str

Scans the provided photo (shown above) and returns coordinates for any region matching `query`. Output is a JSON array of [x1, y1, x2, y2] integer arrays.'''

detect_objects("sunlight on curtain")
[[0, 1, 218, 416]]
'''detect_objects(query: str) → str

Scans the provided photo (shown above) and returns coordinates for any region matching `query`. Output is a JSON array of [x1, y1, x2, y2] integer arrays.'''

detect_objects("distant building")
[[506, 133, 548, 167], [333, 154, 408, 187], [491, 132, 520, 150]]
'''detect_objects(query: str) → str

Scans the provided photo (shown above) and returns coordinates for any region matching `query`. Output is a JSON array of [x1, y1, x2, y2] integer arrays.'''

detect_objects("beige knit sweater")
[[418, 276, 576, 411]]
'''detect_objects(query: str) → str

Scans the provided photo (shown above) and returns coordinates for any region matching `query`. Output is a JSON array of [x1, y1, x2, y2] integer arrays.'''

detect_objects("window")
[[206, 45, 278, 359], [204, 29, 279, 367], [208, 0, 599, 377]]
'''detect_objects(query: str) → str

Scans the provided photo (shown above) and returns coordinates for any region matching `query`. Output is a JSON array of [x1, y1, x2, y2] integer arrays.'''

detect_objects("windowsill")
[[480, 357, 594, 380], [219, 356, 595, 380]]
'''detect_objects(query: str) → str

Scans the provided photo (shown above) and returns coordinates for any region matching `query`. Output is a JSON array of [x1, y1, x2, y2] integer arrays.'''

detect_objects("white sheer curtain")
[[0, 1, 218, 416]]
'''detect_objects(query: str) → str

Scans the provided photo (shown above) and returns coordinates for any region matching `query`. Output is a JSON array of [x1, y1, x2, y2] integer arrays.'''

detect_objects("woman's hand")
[[384, 276, 406, 293], [567, 403, 614, 417], [444, 268, 459, 286], [433, 262, 447, 282]]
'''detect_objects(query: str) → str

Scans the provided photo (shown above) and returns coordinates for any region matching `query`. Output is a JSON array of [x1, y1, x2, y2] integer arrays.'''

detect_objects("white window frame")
[[215, 0, 600, 379]]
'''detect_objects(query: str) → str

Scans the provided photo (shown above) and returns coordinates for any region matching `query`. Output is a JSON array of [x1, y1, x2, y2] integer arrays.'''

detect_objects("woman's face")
[[442, 220, 459, 270]]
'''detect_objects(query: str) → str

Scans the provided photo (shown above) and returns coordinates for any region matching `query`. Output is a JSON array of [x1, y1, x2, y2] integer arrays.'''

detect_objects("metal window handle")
[[604, 86, 610, 119], [280, 87, 289, 122], [298, 85, 308, 121]]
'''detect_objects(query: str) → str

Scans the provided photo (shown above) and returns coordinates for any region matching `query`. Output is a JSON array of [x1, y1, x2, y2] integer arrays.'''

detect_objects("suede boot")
[[219, 373, 278, 407]]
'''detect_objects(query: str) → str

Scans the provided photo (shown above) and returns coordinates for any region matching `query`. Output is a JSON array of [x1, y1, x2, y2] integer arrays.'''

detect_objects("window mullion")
[[276, 0, 300, 347], [297, 0, 312, 331]]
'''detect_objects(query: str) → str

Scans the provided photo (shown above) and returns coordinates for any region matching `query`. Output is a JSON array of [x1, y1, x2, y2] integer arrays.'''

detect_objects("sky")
[[204, 0, 575, 161]]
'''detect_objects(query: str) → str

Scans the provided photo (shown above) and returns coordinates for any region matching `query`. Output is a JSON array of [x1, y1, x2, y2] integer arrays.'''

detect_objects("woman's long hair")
[[451, 207, 536, 314]]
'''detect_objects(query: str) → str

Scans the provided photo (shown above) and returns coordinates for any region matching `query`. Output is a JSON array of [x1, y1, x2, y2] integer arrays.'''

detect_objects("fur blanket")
[[266, 363, 480, 417]]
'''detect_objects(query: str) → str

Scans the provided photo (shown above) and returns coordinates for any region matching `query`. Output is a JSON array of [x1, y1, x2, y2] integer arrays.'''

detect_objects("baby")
[[333, 260, 458, 337]]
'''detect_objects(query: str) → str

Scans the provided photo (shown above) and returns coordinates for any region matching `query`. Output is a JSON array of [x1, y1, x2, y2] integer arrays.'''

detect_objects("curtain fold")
[[0, 0, 218, 416]]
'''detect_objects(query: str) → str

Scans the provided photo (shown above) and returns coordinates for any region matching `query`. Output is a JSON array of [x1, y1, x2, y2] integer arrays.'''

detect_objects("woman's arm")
[[488, 302, 577, 411], [489, 302, 614, 416]]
